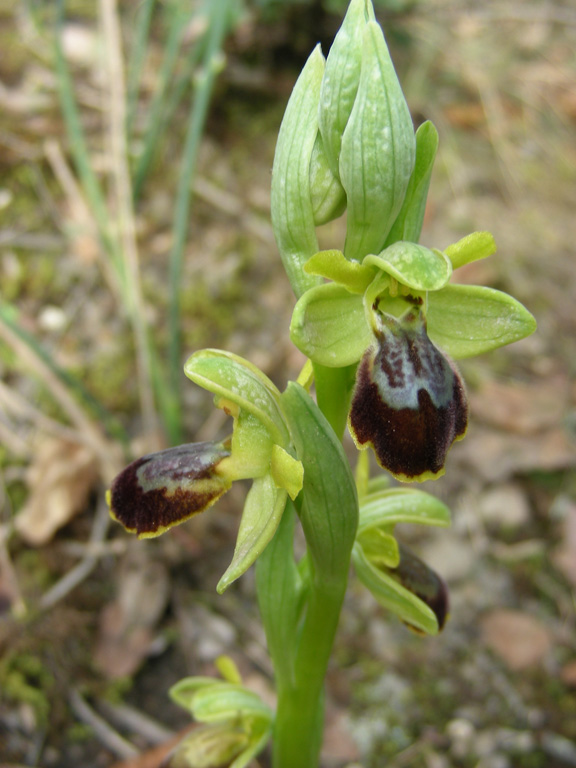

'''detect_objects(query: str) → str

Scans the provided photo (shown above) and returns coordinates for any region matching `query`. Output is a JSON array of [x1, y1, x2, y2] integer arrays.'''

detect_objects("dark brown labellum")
[[108, 442, 232, 538], [349, 307, 468, 480]]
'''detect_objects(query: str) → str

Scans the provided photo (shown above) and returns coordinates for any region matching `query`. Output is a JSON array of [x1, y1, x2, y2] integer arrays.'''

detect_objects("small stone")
[[478, 484, 530, 529], [480, 609, 551, 670]]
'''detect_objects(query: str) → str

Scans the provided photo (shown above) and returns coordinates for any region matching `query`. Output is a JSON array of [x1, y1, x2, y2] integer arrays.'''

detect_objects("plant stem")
[[273, 583, 345, 768]]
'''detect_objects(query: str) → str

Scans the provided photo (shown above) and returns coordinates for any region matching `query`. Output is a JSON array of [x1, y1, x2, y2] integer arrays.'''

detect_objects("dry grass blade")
[[99, 0, 158, 440]]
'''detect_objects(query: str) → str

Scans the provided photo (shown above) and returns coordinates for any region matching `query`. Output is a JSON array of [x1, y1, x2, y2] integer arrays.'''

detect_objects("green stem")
[[313, 361, 357, 439], [273, 582, 345, 768]]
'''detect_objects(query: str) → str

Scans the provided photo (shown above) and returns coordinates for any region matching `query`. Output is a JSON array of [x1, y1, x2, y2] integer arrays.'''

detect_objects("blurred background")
[[0, 0, 575, 766]]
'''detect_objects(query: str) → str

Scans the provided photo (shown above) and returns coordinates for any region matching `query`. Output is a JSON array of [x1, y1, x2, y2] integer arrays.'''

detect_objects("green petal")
[[385, 120, 439, 246], [217, 474, 288, 594], [427, 284, 537, 359], [290, 283, 371, 366], [270, 444, 304, 500], [359, 488, 451, 533], [365, 241, 452, 292], [304, 249, 375, 294], [353, 543, 439, 635], [445, 231, 496, 269], [184, 349, 290, 447]]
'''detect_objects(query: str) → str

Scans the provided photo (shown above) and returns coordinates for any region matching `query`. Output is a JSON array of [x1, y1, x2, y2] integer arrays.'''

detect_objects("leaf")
[[427, 284, 537, 359], [290, 283, 371, 367], [282, 383, 358, 586], [184, 349, 290, 446], [365, 242, 452, 292], [217, 474, 288, 594]]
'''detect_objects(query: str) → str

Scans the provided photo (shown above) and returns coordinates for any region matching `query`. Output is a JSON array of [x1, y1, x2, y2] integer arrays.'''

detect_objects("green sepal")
[[190, 684, 274, 724], [356, 527, 399, 568], [364, 242, 452, 292], [427, 284, 537, 359], [358, 488, 451, 534], [229, 727, 274, 768], [270, 444, 304, 500], [271, 45, 324, 298], [445, 231, 496, 269], [318, 0, 375, 177], [353, 543, 439, 635], [217, 473, 288, 594], [170, 677, 223, 711], [304, 249, 375, 294], [282, 382, 358, 587], [290, 283, 371, 367], [340, 21, 415, 261], [385, 120, 439, 246], [223, 410, 274, 481], [309, 134, 347, 226], [184, 349, 290, 447], [256, 503, 302, 688]]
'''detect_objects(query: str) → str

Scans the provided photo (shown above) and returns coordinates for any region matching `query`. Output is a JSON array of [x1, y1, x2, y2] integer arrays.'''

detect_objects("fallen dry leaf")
[[94, 544, 170, 679], [480, 609, 552, 670], [15, 435, 99, 546]]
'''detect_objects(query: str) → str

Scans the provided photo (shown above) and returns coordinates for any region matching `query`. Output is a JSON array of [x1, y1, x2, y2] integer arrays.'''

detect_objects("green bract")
[[339, 20, 415, 260]]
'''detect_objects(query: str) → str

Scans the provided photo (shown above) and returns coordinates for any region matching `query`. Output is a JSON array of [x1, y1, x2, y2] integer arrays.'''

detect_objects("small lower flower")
[[107, 441, 232, 538], [349, 305, 468, 481], [391, 543, 449, 632]]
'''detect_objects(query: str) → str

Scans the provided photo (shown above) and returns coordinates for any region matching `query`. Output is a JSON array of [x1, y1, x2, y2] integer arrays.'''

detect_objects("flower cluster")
[[106, 1, 536, 763]]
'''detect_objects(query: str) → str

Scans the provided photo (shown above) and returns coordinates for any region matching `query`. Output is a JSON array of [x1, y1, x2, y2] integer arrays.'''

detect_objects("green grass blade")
[[166, 0, 234, 443]]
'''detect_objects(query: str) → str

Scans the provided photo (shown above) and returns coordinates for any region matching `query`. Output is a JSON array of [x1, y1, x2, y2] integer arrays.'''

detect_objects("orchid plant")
[[107, 1, 536, 766]]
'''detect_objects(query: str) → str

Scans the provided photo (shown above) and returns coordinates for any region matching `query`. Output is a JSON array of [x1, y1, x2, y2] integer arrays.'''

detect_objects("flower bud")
[[349, 306, 468, 481], [107, 442, 232, 538], [161, 722, 248, 768], [391, 543, 449, 632]]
